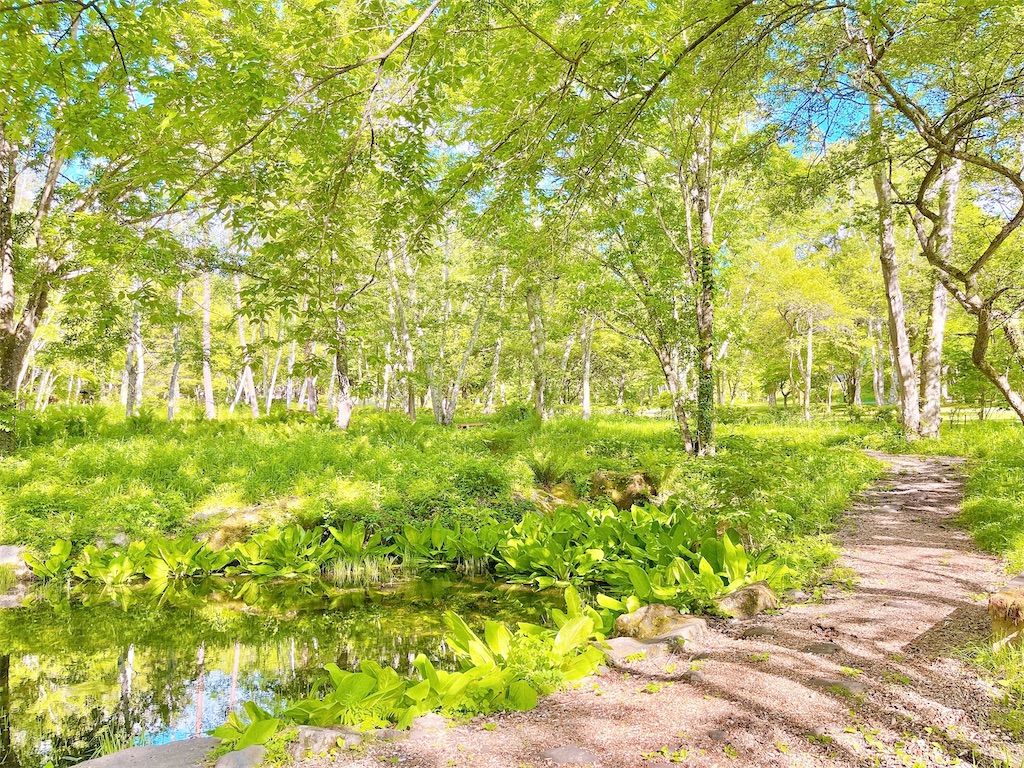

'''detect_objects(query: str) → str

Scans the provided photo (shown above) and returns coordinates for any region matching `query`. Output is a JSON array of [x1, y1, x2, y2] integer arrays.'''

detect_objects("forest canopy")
[[2, 0, 1023, 454]]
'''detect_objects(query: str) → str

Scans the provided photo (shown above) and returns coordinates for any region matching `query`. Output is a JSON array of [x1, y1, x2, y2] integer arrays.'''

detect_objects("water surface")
[[0, 577, 557, 767]]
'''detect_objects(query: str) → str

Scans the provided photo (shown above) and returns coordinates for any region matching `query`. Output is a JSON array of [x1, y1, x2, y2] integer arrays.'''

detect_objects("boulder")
[[989, 575, 1024, 650], [614, 604, 705, 643], [407, 712, 448, 741], [287, 725, 362, 758], [714, 582, 779, 619], [214, 746, 267, 768], [76, 738, 219, 767], [590, 470, 655, 510], [598, 636, 669, 665], [804, 641, 842, 655]]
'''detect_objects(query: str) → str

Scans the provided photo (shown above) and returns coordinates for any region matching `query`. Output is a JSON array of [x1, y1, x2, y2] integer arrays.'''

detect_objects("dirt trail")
[[320, 453, 1019, 768]]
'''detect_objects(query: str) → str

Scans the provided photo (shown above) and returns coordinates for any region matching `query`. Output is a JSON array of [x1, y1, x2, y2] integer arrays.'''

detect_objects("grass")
[[1, 406, 882, 596]]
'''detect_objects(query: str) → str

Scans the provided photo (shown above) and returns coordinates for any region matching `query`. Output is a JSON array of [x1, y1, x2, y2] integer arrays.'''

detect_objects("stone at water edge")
[[539, 744, 601, 765], [598, 636, 669, 666], [614, 604, 705, 642], [75, 738, 219, 767], [287, 725, 362, 758], [714, 582, 779, 619], [214, 745, 267, 768], [0, 545, 30, 582]]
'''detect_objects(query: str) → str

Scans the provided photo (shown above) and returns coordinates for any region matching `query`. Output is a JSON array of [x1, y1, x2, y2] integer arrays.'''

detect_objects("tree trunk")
[[387, 249, 416, 421], [265, 322, 284, 415], [440, 279, 491, 426], [125, 284, 143, 418], [168, 283, 184, 421], [870, 95, 920, 435], [918, 160, 960, 438], [581, 315, 595, 420], [332, 310, 354, 430], [973, 306, 1024, 422], [232, 274, 260, 418], [525, 284, 546, 418], [692, 124, 716, 456], [802, 318, 813, 421], [201, 272, 216, 419]]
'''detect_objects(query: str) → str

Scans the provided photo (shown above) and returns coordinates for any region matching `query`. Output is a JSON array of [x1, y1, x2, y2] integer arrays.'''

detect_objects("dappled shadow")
[[350, 453, 1020, 768]]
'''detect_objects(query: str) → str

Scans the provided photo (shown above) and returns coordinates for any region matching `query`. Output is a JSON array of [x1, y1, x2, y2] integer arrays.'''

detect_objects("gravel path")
[[303, 453, 1019, 768]]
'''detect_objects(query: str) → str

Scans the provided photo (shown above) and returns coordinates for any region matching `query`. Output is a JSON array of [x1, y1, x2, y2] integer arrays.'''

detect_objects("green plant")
[[211, 702, 281, 750], [23, 540, 73, 581]]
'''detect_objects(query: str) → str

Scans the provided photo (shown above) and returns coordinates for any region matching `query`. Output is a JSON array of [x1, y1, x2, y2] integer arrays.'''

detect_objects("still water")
[[0, 577, 558, 767]]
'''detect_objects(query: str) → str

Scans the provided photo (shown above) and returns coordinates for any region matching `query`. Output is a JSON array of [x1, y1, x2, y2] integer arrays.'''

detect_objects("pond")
[[0, 577, 559, 768]]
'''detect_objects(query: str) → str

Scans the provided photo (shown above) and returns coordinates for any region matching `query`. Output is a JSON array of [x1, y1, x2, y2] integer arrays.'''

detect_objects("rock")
[[708, 729, 728, 742], [808, 677, 868, 696], [0, 545, 30, 582], [407, 712, 448, 741], [804, 642, 842, 655], [215, 746, 267, 768], [590, 470, 655, 510], [714, 582, 779, 619], [786, 589, 810, 602], [288, 725, 362, 757], [598, 636, 668, 665], [373, 727, 409, 742], [989, 579, 1024, 650], [539, 745, 600, 765], [739, 625, 773, 639], [76, 738, 219, 767], [681, 669, 705, 683], [0, 583, 29, 609], [614, 604, 705, 643]]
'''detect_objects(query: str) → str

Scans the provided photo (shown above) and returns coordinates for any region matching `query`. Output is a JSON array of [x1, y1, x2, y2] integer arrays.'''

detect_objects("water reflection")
[[0, 577, 556, 767]]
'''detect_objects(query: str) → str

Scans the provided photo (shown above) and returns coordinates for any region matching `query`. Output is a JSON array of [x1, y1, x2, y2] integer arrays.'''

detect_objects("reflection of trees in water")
[[0, 578, 557, 767], [1, 655, 20, 768]]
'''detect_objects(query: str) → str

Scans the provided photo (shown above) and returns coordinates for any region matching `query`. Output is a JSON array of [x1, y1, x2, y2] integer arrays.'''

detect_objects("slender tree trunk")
[[201, 272, 216, 419], [303, 340, 318, 416], [692, 124, 716, 456], [918, 160, 960, 438], [125, 284, 143, 418], [35, 368, 51, 412], [265, 322, 283, 415], [870, 95, 920, 435], [387, 249, 416, 421], [168, 283, 183, 422], [581, 314, 595, 420], [232, 274, 259, 418], [525, 285, 546, 418], [869, 319, 886, 405], [332, 308, 354, 430], [802, 318, 813, 421], [440, 279, 491, 425], [973, 306, 1024, 422]]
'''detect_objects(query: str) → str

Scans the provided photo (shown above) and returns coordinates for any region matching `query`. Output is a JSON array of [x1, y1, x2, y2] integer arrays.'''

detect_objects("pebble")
[[708, 729, 728, 742], [214, 746, 266, 768]]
